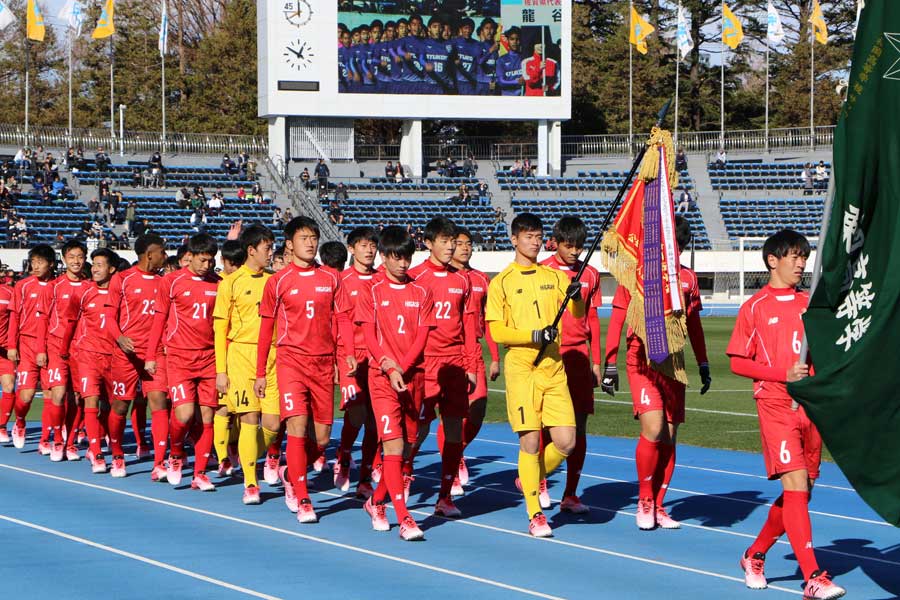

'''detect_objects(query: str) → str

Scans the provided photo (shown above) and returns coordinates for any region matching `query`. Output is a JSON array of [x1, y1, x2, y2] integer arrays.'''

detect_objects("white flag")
[[158, 0, 168, 56], [58, 0, 85, 35], [0, 0, 16, 31], [767, 1, 785, 45], [676, 5, 693, 61]]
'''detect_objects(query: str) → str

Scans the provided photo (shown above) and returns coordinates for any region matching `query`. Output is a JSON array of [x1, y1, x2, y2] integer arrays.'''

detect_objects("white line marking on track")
[[0, 514, 283, 600], [0, 464, 564, 600]]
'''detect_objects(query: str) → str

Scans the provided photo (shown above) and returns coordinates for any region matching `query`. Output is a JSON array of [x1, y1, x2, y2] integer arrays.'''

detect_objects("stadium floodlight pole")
[[534, 98, 674, 366], [765, 22, 770, 153], [720, 0, 725, 150], [810, 16, 815, 152]]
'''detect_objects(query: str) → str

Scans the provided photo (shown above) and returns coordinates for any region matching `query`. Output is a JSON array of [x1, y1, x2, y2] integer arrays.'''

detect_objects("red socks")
[[782, 490, 819, 580], [268, 427, 285, 458], [654, 442, 676, 506], [436, 421, 445, 453], [151, 409, 169, 465], [286, 435, 309, 499], [169, 415, 189, 457], [131, 401, 148, 446], [65, 397, 82, 448], [50, 403, 66, 445], [439, 441, 463, 499], [40, 402, 51, 443], [14, 395, 28, 427], [748, 494, 786, 557], [0, 391, 14, 426], [338, 419, 361, 465], [564, 433, 587, 497], [107, 412, 126, 456], [635, 436, 660, 500], [85, 407, 102, 457], [382, 454, 411, 522], [193, 422, 214, 474], [463, 415, 482, 446], [360, 425, 378, 482]]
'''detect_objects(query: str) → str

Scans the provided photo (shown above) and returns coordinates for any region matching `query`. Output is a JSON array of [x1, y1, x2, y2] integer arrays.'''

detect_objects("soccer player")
[[453, 18, 480, 95], [271, 245, 286, 272], [438, 225, 498, 495], [0, 276, 16, 444], [64, 249, 121, 474], [106, 234, 170, 481], [727, 230, 845, 599], [6, 244, 56, 449], [145, 233, 221, 491], [541, 217, 603, 514], [475, 18, 499, 95], [333, 227, 381, 498], [255, 216, 356, 524], [496, 27, 524, 96], [35, 239, 88, 461], [420, 16, 457, 95], [603, 216, 711, 529], [485, 213, 583, 537], [357, 226, 432, 541], [214, 224, 278, 505], [408, 216, 478, 518]]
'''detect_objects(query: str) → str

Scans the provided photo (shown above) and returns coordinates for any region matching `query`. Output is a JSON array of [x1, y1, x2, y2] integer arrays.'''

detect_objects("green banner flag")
[[788, 0, 900, 527]]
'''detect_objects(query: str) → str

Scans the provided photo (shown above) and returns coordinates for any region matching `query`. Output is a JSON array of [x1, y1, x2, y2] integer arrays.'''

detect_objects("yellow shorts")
[[225, 342, 280, 416], [504, 351, 575, 433]]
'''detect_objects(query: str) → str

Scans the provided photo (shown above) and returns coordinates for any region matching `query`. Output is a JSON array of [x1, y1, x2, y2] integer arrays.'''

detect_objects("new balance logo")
[[768, 317, 779, 325], [381, 301, 390, 306], [290, 289, 299, 295], [516, 289, 523, 294]]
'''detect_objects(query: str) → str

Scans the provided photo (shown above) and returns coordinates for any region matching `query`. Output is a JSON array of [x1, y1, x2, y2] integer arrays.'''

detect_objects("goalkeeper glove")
[[531, 325, 559, 345], [699, 363, 711, 395], [565, 281, 583, 302], [600, 363, 619, 397]]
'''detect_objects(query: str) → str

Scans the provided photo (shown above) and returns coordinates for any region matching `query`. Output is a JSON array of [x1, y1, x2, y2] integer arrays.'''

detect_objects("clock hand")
[[287, 46, 302, 58]]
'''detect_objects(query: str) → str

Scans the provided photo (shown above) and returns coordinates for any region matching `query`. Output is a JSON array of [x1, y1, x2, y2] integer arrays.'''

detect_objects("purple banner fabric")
[[642, 166, 669, 364]]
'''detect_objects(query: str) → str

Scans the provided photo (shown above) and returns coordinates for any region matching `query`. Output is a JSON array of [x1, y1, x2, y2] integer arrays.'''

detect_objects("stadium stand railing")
[[496, 169, 695, 193], [708, 160, 830, 192], [719, 197, 824, 248]]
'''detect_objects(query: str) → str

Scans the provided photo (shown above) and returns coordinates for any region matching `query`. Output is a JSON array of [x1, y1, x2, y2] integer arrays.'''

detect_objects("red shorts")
[[626, 353, 685, 424], [276, 348, 334, 424], [421, 354, 470, 422], [470, 354, 488, 402], [757, 397, 822, 480], [166, 347, 217, 408], [0, 347, 14, 378], [111, 348, 168, 401], [561, 344, 595, 415], [337, 348, 370, 410], [75, 349, 113, 398], [368, 366, 424, 444], [46, 336, 74, 389], [16, 337, 50, 392]]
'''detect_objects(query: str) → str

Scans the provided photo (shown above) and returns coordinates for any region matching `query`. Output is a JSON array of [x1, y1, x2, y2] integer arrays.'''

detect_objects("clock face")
[[284, 39, 315, 70], [283, 0, 312, 28]]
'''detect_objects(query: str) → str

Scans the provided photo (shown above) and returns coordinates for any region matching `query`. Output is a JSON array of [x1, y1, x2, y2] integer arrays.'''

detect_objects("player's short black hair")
[[397, 17, 408, 26], [370, 19, 383, 29], [674, 215, 692, 251], [385, 20, 396, 29], [90, 248, 120, 268], [378, 226, 415, 260], [460, 17, 475, 31], [284, 216, 320, 241], [165, 255, 180, 270], [762, 229, 811, 270], [61, 238, 87, 256], [477, 17, 496, 34], [134, 233, 165, 256], [221, 240, 246, 267], [239, 223, 276, 253], [552, 216, 587, 247], [273, 244, 285, 260], [175, 244, 189, 262], [187, 233, 218, 257], [117, 257, 132, 272], [454, 225, 472, 241], [427, 15, 443, 28], [320, 241, 348, 270], [28, 244, 56, 268], [409, 13, 423, 24], [505, 26, 521, 38], [347, 226, 378, 247], [424, 216, 456, 242], [511, 212, 542, 236]]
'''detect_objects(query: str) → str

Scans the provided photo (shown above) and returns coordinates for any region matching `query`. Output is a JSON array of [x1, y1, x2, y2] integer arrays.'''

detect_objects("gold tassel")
[[638, 127, 679, 189]]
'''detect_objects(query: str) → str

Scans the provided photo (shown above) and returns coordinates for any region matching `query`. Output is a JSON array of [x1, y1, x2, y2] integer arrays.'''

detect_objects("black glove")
[[600, 363, 619, 397], [531, 325, 559, 345], [699, 363, 711, 395], [565, 281, 583, 302]]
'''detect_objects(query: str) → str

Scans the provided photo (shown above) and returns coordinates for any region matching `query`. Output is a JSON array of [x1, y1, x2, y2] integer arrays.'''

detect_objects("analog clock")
[[283, 0, 312, 28], [284, 39, 315, 70]]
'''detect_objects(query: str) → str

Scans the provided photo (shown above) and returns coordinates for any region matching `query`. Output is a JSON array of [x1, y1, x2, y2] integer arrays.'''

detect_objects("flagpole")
[[109, 38, 115, 140], [720, 0, 725, 150], [161, 52, 167, 152], [674, 3, 681, 147], [810, 18, 815, 151], [24, 38, 29, 139], [629, 0, 634, 151], [765, 35, 770, 154], [67, 29, 73, 147]]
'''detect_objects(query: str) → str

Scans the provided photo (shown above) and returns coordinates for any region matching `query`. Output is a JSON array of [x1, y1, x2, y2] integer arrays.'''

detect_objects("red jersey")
[[0, 285, 12, 349], [340, 267, 379, 350], [408, 260, 474, 357], [8, 276, 51, 346], [259, 262, 348, 355], [356, 277, 434, 367], [148, 269, 220, 356], [37, 275, 88, 350], [540, 256, 602, 346], [107, 267, 162, 353], [726, 284, 807, 401], [465, 267, 491, 339], [72, 284, 115, 355]]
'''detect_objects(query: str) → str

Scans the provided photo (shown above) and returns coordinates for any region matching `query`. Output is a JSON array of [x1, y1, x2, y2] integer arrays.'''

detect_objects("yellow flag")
[[629, 5, 654, 55], [809, 0, 828, 44], [92, 0, 115, 39], [26, 0, 45, 42], [722, 3, 744, 49]]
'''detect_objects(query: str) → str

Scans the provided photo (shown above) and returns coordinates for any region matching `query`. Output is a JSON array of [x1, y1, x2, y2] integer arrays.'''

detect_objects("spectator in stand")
[[314, 158, 330, 198], [815, 160, 828, 182], [676, 187, 694, 213], [328, 200, 344, 225], [64, 147, 76, 168], [334, 182, 349, 203], [125, 200, 137, 235], [130, 167, 141, 187], [132, 218, 150, 238], [221, 153, 236, 174], [394, 163, 405, 183], [463, 154, 477, 177], [385, 160, 396, 178], [246, 158, 257, 180], [106, 199, 117, 225], [86, 231, 99, 252], [98, 176, 111, 204], [675, 148, 688, 172], [237, 187, 246, 202], [522, 157, 532, 176], [54, 232, 65, 249], [456, 184, 469, 206], [281, 209, 293, 225], [484, 233, 496, 251], [300, 167, 311, 190], [190, 207, 208, 232], [95, 146, 111, 171], [716, 148, 727, 166], [43, 152, 57, 175], [801, 163, 815, 195], [544, 236, 557, 251], [272, 206, 282, 226], [207, 193, 223, 216], [88, 197, 101, 221], [511, 159, 522, 177], [149, 150, 163, 171], [175, 187, 187, 209], [237, 151, 250, 176], [493, 205, 506, 224]]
